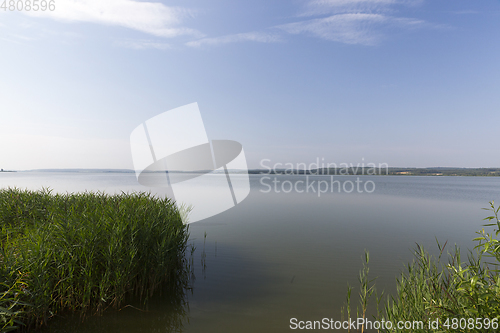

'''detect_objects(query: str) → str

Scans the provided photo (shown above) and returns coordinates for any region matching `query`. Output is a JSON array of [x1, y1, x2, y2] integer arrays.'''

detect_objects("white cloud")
[[303, 0, 396, 14], [23, 0, 201, 38], [280, 13, 386, 45], [186, 31, 282, 47], [301, 0, 423, 15], [279, 13, 425, 45], [183, 0, 431, 48], [274, 0, 429, 45]]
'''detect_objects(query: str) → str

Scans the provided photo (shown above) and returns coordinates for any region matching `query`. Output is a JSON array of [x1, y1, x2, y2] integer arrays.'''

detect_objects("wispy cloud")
[[301, 0, 396, 15], [115, 40, 171, 50], [301, 0, 422, 15], [186, 31, 282, 47], [183, 0, 432, 48], [280, 13, 385, 45], [270, 0, 429, 45], [24, 0, 201, 38], [278, 13, 425, 45]]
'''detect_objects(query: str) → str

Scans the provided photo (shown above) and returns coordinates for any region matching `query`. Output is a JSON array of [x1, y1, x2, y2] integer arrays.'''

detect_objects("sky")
[[1, 0, 500, 170]]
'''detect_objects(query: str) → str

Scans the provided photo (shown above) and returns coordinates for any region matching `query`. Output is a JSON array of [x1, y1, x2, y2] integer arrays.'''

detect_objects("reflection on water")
[[37, 285, 189, 333], [37, 244, 194, 333], [2, 173, 500, 332], [184, 177, 499, 333]]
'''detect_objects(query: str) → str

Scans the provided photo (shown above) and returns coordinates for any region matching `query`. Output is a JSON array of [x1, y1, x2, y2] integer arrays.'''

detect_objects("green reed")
[[345, 202, 500, 333], [0, 188, 190, 331], [1, 273, 31, 333]]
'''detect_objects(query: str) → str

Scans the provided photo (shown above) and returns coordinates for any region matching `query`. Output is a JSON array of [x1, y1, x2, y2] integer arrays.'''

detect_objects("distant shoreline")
[[4, 167, 500, 177], [249, 167, 500, 177]]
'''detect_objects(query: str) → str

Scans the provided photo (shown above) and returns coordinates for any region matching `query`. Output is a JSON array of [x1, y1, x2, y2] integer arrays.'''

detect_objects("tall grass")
[[345, 202, 500, 332], [1, 274, 31, 332], [0, 188, 191, 331]]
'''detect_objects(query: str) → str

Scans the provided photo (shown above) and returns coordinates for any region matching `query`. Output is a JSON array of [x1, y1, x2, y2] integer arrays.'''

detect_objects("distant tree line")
[[248, 167, 500, 176]]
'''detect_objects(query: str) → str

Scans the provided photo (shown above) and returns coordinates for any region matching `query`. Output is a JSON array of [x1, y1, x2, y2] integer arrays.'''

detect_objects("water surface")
[[1, 173, 499, 332]]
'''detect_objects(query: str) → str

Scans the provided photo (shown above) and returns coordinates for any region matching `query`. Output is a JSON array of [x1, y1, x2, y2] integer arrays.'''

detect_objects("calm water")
[[1, 172, 500, 332]]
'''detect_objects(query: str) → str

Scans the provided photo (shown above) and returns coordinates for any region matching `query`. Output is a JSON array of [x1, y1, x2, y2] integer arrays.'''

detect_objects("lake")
[[1, 172, 499, 332]]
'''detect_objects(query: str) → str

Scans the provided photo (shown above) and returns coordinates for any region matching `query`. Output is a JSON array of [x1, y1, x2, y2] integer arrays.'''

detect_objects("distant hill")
[[9, 167, 500, 176], [249, 167, 500, 177], [24, 169, 135, 173], [21, 169, 246, 174]]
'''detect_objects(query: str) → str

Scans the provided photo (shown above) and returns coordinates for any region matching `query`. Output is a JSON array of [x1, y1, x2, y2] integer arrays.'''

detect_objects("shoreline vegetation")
[[345, 202, 500, 333], [4, 167, 500, 176], [0, 188, 191, 332]]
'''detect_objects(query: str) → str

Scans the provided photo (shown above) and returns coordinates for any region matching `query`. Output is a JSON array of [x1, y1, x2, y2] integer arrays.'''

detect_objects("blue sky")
[[1, 0, 499, 170]]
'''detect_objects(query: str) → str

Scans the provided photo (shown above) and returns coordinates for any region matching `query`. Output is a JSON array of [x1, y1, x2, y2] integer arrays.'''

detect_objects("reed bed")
[[0, 188, 190, 332], [344, 202, 500, 333]]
